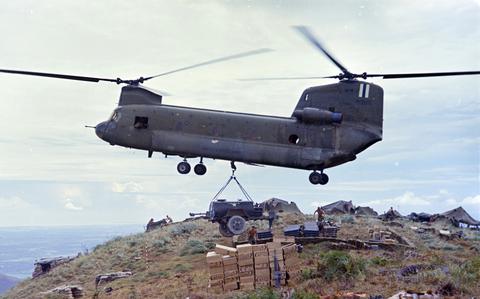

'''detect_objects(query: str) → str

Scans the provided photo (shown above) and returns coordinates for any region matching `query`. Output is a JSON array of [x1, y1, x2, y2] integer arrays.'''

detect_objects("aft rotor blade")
[[0, 68, 119, 83], [367, 71, 480, 79], [294, 26, 350, 74], [239, 75, 337, 81], [144, 48, 273, 80]]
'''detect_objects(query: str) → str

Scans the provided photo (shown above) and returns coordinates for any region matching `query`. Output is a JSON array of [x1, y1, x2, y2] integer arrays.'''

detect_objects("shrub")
[[169, 223, 197, 237], [317, 250, 366, 282], [300, 268, 317, 281], [153, 236, 171, 249], [180, 239, 207, 256], [233, 288, 280, 299], [204, 241, 216, 250], [451, 256, 480, 293], [292, 290, 319, 299], [370, 256, 388, 267]]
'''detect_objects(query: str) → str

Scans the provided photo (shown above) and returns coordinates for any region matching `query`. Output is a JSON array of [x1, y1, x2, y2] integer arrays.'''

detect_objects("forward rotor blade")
[[0, 68, 118, 83], [239, 75, 336, 81], [144, 48, 273, 81], [367, 71, 480, 79], [294, 26, 350, 74]]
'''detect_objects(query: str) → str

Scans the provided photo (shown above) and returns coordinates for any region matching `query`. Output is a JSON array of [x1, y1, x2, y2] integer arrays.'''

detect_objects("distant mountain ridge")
[[0, 273, 20, 295]]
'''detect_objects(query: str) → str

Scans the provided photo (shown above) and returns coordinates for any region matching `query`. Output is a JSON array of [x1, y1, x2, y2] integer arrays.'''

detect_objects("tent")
[[408, 212, 433, 222], [355, 206, 378, 217], [440, 206, 480, 227], [262, 198, 303, 214], [321, 200, 355, 214], [379, 208, 403, 220]]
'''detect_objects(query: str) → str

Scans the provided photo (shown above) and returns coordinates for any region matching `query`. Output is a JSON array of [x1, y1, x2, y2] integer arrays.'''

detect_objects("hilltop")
[[2, 211, 480, 298]]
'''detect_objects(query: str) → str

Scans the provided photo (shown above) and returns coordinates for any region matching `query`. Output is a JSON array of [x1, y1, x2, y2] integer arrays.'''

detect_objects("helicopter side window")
[[134, 116, 149, 129]]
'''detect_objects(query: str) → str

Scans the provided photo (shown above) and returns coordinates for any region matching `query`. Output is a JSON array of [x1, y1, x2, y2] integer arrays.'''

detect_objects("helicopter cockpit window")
[[134, 116, 149, 129], [110, 111, 121, 122]]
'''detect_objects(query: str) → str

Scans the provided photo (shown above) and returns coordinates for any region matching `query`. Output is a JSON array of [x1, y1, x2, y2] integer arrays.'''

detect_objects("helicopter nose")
[[95, 121, 108, 140]]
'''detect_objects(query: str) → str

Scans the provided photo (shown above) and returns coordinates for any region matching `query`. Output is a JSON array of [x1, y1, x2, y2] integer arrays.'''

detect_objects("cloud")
[[64, 198, 83, 211], [112, 182, 143, 193], [462, 195, 480, 205], [0, 196, 31, 209]]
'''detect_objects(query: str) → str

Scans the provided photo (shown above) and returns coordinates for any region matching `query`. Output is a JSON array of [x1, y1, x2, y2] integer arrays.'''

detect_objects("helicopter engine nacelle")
[[293, 107, 342, 124]]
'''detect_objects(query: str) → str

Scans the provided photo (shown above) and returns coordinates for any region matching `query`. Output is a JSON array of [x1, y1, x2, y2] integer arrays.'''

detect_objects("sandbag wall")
[[206, 242, 300, 293]]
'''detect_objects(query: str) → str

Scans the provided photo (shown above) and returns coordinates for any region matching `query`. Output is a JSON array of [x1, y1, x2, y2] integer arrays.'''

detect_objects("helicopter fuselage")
[[95, 81, 383, 174]]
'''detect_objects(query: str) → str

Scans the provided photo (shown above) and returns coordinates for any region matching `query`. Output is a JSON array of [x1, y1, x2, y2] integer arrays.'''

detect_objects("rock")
[[32, 256, 75, 278], [42, 285, 83, 298], [95, 271, 132, 287]]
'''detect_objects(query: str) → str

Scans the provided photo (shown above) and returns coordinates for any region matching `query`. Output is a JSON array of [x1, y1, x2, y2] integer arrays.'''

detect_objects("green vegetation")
[[169, 222, 197, 237], [370, 256, 388, 267], [451, 256, 480, 294], [317, 250, 367, 282], [180, 239, 207, 256], [232, 288, 279, 299]]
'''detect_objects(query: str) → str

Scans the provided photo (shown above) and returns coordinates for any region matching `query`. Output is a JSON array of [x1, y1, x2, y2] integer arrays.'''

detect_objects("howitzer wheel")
[[218, 223, 234, 237], [227, 215, 247, 235]]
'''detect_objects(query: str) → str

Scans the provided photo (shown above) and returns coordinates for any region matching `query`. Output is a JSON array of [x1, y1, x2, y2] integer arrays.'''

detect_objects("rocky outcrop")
[[95, 271, 133, 287], [41, 285, 83, 298], [32, 256, 75, 278]]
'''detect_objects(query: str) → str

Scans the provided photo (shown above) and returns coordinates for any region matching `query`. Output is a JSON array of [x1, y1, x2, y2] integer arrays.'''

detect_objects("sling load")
[[190, 162, 264, 237]]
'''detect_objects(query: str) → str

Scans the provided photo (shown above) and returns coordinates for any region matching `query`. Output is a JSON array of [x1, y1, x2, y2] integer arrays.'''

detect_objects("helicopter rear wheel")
[[194, 163, 207, 175], [319, 173, 329, 185], [177, 161, 191, 174]]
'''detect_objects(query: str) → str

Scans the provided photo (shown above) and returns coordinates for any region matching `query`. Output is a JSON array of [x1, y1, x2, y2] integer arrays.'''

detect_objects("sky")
[[0, 0, 478, 226]]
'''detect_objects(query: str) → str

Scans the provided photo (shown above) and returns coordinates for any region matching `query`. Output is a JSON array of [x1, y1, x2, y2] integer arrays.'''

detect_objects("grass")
[[317, 250, 367, 282], [3, 215, 480, 298]]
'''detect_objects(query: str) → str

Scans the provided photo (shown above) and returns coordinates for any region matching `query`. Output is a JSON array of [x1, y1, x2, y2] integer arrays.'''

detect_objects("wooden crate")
[[215, 244, 237, 257], [236, 244, 253, 254], [222, 255, 237, 266]]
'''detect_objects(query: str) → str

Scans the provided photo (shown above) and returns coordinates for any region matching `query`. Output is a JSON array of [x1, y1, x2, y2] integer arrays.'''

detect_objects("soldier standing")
[[247, 225, 257, 244], [268, 209, 276, 230], [314, 206, 325, 222]]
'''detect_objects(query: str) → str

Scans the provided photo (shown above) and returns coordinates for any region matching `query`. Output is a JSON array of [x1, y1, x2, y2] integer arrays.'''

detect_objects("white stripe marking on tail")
[[358, 84, 364, 98]]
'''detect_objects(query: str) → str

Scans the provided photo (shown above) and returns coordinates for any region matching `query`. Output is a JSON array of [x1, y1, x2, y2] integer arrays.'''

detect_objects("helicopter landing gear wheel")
[[177, 160, 191, 174], [218, 223, 234, 237], [194, 158, 207, 175], [319, 173, 329, 185], [194, 164, 207, 175], [309, 172, 322, 185], [309, 171, 329, 185], [227, 215, 247, 235]]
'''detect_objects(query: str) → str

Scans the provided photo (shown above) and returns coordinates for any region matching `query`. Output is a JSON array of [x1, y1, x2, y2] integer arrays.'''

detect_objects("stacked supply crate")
[[268, 242, 286, 286], [223, 255, 239, 292], [282, 243, 301, 284], [252, 244, 270, 288], [283, 224, 302, 237], [214, 244, 239, 292], [303, 222, 320, 237], [236, 244, 255, 290], [206, 252, 224, 293]]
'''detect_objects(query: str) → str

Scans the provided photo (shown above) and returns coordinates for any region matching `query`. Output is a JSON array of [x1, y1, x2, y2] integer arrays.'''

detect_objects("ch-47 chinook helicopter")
[[1, 26, 479, 185]]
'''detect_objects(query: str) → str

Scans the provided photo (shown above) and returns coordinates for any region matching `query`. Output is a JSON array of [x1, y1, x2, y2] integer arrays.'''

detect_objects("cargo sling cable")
[[211, 161, 253, 202]]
